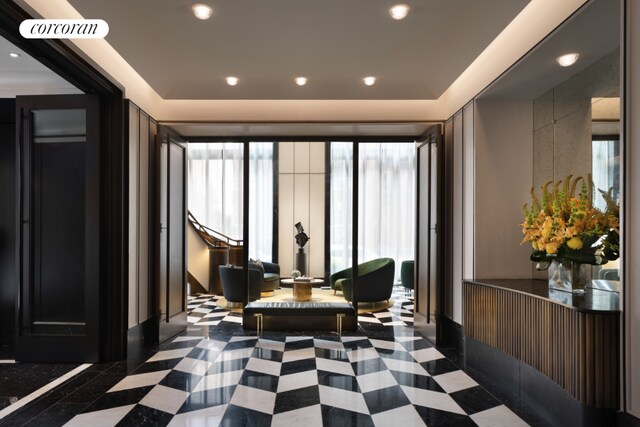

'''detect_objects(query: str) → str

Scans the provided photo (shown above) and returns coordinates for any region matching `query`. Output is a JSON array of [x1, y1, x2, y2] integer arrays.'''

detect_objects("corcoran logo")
[[19, 19, 109, 39]]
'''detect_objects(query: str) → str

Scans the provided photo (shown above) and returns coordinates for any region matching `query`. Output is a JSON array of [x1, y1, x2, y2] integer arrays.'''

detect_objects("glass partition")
[[357, 142, 416, 281], [187, 142, 246, 307], [187, 139, 416, 313], [248, 142, 275, 262]]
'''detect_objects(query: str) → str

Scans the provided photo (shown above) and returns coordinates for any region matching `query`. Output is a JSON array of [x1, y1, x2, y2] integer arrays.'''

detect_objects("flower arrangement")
[[521, 174, 619, 267]]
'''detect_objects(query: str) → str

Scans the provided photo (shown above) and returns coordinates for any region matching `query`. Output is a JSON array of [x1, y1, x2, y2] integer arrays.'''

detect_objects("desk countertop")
[[464, 278, 620, 314]]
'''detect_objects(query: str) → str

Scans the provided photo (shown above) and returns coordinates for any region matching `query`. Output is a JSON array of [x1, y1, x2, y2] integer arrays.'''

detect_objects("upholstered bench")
[[242, 302, 357, 335]]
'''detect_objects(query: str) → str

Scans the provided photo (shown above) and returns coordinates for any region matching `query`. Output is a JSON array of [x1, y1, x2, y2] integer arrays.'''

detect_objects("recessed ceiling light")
[[9, 52, 20, 58], [389, 4, 410, 20], [556, 53, 579, 67], [192, 4, 213, 20], [226, 76, 239, 86], [295, 77, 307, 86], [363, 76, 376, 86]]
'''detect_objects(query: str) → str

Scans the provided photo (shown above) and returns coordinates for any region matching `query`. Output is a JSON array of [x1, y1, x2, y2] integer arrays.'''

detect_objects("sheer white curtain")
[[330, 142, 415, 281], [330, 143, 353, 275], [249, 143, 274, 261], [188, 142, 273, 261]]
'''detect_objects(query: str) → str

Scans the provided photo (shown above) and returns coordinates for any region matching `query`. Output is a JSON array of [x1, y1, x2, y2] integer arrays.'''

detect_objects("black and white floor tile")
[[56, 286, 529, 427], [64, 335, 528, 426], [187, 286, 416, 329]]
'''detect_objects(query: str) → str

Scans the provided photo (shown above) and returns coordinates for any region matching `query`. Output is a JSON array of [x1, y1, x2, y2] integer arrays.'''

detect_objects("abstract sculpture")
[[294, 222, 309, 276]]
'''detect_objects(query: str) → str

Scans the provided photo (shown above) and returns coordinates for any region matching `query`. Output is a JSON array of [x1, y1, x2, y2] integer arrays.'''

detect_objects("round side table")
[[280, 278, 324, 302]]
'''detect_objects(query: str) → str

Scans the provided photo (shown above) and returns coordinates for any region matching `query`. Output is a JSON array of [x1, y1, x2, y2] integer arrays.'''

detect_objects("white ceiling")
[[0, 36, 81, 98], [1, 0, 617, 139], [66, 0, 529, 100]]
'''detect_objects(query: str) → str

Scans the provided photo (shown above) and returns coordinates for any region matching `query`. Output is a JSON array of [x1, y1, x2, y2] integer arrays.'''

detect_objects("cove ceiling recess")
[[0, 35, 80, 97], [67, 0, 529, 100], [478, 0, 619, 100]]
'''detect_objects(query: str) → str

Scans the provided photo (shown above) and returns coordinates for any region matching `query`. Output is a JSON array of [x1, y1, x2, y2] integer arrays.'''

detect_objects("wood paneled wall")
[[463, 281, 619, 408], [127, 101, 156, 329], [443, 102, 475, 324]]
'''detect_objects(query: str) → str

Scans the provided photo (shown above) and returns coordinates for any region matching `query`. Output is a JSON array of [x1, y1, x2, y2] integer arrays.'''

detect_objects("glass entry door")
[[16, 95, 100, 362]]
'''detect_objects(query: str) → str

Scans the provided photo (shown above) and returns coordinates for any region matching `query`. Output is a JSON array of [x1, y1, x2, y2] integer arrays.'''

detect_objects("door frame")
[[16, 94, 101, 362], [414, 124, 445, 344], [156, 126, 188, 343], [1, 3, 126, 360]]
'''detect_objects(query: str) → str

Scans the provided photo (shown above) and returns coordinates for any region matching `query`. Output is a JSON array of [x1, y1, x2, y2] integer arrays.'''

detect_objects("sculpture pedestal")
[[295, 248, 307, 276]]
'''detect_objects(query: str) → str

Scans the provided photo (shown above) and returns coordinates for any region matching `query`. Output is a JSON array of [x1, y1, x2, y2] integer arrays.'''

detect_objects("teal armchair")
[[330, 258, 395, 302]]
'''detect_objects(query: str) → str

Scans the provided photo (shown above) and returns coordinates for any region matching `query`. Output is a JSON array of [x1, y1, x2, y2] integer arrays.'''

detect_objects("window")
[[187, 142, 274, 261], [592, 138, 620, 210], [330, 142, 416, 280]]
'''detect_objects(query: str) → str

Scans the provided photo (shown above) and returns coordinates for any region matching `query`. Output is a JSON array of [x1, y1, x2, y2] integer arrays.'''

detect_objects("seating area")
[[219, 257, 407, 303], [217, 256, 401, 332]]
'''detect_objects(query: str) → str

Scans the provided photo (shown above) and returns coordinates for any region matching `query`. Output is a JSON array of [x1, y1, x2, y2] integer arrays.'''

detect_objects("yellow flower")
[[567, 236, 583, 250], [545, 242, 560, 254], [532, 241, 538, 251]]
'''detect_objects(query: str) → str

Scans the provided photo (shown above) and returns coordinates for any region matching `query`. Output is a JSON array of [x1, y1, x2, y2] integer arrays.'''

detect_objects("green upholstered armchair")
[[249, 261, 280, 295], [219, 265, 262, 305], [330, 258, 395, 302], [261, 261, 280, 293], [401, 260, 415, 291]]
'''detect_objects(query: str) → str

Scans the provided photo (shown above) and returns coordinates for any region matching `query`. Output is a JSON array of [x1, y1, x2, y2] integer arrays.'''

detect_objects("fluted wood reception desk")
[[463, 279, 620, 426]]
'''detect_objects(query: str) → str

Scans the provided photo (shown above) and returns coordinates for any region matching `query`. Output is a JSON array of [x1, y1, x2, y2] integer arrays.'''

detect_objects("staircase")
[[187, 211, 243, 250], [187, 212, 244, 295]]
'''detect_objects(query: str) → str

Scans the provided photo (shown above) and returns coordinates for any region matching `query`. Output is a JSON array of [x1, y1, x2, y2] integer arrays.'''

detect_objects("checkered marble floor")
[[186, 285, 416, 328], [60, 286, 528, 427]]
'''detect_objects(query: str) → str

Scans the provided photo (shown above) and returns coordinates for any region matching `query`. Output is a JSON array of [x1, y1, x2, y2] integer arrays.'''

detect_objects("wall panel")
[[279, 142, 294, 173], [463, 102, 475, 281], [309, 142, 325, 173], [473, 99, 533, 280], [278, 173, 295, 276], [294, 174, 311, 270], [309, 174, 325, 277], [127, 103, 139, 329], [127, 102, 156, 329], [452, 111, 464, 323], [278, 142, 325, 278], [294, 142, 310, 173], [138, 112, 150, 322], [443, 119, 454, 319]]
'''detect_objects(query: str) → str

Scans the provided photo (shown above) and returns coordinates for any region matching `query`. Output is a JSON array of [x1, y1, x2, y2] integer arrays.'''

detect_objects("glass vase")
[[548, 260, 587, 294]]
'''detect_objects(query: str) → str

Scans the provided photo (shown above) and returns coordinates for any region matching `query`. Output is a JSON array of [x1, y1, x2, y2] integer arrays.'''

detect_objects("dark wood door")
[[157, 128, 187, 343], [415, 126, 444, 344], [15, 95, 100, 362]]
